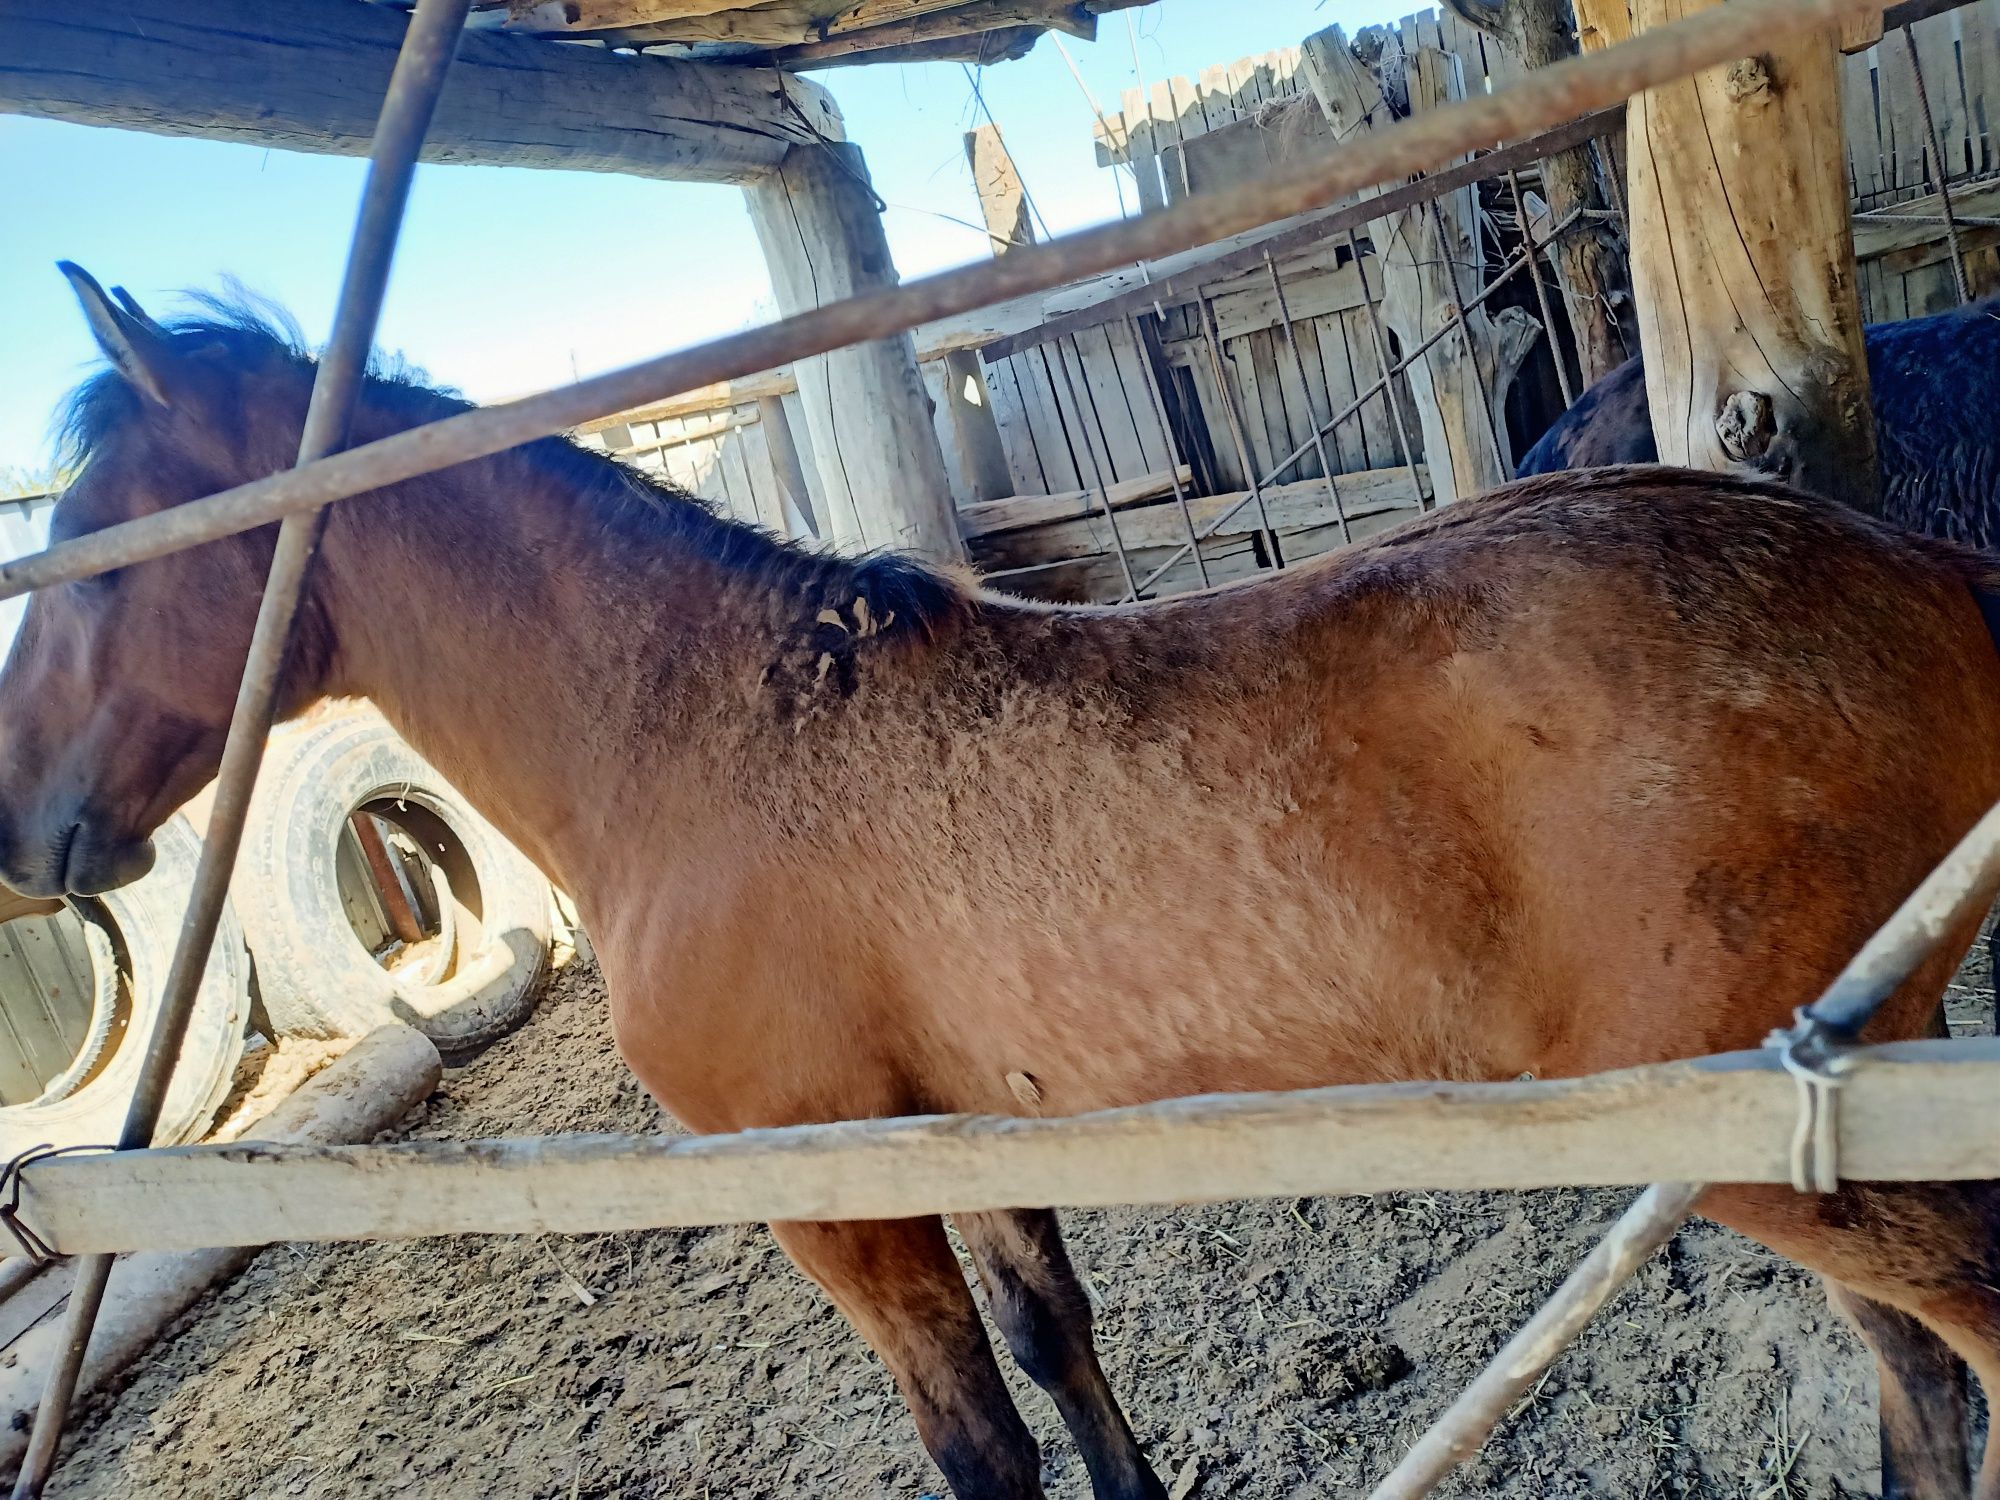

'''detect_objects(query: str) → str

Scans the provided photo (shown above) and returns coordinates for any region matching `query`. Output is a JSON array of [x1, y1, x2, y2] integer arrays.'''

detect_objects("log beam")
[[1, 0, 843, 187], [9, 1037, 2000, 1259], [745, 143, 964, 560], [1573, 0, 1877, 509]]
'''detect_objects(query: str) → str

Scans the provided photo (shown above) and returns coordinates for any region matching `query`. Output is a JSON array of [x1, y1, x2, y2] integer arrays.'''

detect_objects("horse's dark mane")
[[56, 293, 965, 639]]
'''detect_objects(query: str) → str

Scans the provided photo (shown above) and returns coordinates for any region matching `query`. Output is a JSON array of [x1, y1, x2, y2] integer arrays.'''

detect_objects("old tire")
[[0, 815, 251, 1155], [238, 709, 551, 1058]]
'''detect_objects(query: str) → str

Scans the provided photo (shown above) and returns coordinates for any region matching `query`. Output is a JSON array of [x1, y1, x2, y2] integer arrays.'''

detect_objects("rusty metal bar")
[[1197, 293, 1284, 568], [1264, 251, 1354, 547], [1048, 335, 1140, 598], [1900, 23, 1973, 304], [1371, 792, 2000, 1499], [1126, 313, 1210, 590], [1347, 229, 1431, 512], [0, 0, 1885, 603], [1506, 167, 1575, 406], [351, 814, 427, 947], [7, 2, 472, 1494]]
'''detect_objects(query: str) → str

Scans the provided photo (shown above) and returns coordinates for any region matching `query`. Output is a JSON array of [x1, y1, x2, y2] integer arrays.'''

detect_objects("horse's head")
[[0, 265, 329, 897]]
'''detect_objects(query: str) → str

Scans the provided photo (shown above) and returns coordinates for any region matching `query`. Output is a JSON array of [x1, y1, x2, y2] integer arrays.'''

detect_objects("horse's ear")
[[57, 262, 177, 409]]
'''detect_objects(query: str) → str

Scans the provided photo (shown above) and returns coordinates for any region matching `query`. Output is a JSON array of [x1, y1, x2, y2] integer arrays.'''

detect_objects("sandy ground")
[[35, 935, 1998, 1500]]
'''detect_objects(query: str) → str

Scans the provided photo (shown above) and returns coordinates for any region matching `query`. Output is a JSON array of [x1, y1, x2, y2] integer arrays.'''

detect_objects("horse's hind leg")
[[1704, 1180, 2000, 1500], [770, 1216, 1044, 1500], [1826, 1283, 1972, 1499], [955, 1209, 1168, 1500]]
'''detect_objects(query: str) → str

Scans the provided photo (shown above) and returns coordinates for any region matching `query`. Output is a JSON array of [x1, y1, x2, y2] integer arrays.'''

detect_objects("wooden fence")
[[576, 6, 2000, 611]]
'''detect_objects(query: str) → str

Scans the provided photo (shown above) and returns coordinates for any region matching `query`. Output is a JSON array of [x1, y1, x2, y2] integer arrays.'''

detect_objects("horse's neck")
[[312, 457, 763, 896]]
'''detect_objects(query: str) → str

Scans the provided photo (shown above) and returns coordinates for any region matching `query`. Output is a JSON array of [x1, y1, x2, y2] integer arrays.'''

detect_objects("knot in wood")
[[1724, 55, 1775, 103], [1715, 389, 1777, 463]]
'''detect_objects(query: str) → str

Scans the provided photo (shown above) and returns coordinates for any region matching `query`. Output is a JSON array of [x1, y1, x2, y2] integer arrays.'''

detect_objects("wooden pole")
[[9, 1038, 2000, 1260], [1573, 0, 1879, 510], [754, 395, 819, 539], [745, 142, 965, 561], [1368, 1183, 1705, 1499]]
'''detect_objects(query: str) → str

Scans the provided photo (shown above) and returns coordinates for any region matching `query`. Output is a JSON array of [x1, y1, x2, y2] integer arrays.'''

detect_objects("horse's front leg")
[[771, 1215, 1045, 1500]]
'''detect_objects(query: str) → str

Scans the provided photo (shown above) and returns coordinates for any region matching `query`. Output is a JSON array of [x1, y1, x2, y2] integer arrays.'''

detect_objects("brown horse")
[[5, 266, 2000, 1500]]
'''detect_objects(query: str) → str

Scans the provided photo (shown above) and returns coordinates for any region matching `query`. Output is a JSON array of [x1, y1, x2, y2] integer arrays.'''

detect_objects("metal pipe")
[[7, 2, 471, 1493], [1197, 293, 1283, 568], [1506, 167, 1575, 406], [1346, 229, 1431, 512], [1126, 313, 1210, 589], [1370, 790, 2000, 1499], [0, 0, 1886, 602], [1048, 336, 1140, 598], [1900, 23, 1972, 304], [1264, 250, 1353, 546]]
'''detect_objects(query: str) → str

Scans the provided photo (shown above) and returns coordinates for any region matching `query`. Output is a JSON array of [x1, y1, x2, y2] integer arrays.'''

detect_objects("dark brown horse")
[[5, 266, 2000, 1499]]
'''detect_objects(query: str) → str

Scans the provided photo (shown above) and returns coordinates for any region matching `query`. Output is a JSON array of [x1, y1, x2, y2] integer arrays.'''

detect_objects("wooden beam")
[[777, 23, 1046, 69], [1574, 0, 1877, 511], [1, 0, 842, 187], [11, 1038, 2000, 1259], [745, 143, 965, 560]]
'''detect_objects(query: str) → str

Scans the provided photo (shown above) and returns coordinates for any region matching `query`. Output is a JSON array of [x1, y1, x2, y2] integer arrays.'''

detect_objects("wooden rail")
[[9, 1036, 1999, 1260]]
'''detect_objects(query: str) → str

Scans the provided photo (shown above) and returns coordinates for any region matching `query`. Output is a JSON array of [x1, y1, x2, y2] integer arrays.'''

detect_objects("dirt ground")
[[37, 935, 1999, 1500]]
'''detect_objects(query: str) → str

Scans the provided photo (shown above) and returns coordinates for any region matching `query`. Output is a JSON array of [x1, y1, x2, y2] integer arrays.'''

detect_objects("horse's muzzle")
[[0, 808, 156, 899]]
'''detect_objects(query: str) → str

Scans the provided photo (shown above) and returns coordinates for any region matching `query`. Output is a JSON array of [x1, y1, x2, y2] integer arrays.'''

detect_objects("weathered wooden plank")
[[1844, 49, 1890, 202], [1909, 12, 1971, 179], [0, 0, 839, 186], [1016, 349, 1086, 493], [17, 1040, 2000, 1259], [1097, 322, 1173, 475], [1853, 179, 2000, 258], [1248, 329, 1300, 480], [970, 467, 1428, 566], [983, 355, 1050, 496], [1965, 1, 2000, 174], [1311, 309, 1374, 474], [1878, 22, 1930, 195], [959, 466, 1192, 538]]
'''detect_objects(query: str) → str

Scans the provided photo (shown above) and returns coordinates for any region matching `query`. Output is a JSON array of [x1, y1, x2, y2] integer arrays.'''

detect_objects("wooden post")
[[940, 349, 1017, 503], [1302, 26, 1541, 502], [1572, 0, 1878, 510], [754, 395, 819, 540], [745, 142, 964, 561], [965, 123, 1036, 255]]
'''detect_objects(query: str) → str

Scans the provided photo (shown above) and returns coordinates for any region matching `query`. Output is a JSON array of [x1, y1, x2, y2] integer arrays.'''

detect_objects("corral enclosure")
[[580, 2, 2000, 604]]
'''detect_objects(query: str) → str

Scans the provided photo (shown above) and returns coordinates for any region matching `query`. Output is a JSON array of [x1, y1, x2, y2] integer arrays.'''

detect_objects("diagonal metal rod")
[[1900, 23, 1972, 303], [0, 0, 1887, 605], [1264, 250, 1353, 546], [1126, 313, 1210, 591], [1370, 792, 2000, 1499], [7, 2, 471, 1494]]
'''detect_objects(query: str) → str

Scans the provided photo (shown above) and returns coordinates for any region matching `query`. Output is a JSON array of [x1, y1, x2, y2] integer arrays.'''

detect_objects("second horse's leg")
[[956, 1208, 1168, 1500], [772, 1215, 1045, 1500]]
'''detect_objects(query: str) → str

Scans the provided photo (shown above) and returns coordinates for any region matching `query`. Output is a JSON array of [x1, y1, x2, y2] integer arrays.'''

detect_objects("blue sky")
[[0, 0, 1393, 480]]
